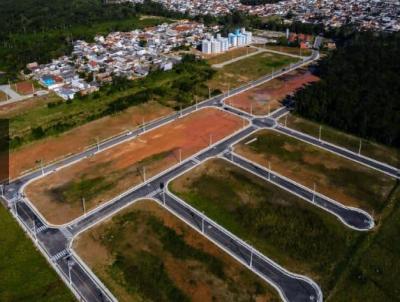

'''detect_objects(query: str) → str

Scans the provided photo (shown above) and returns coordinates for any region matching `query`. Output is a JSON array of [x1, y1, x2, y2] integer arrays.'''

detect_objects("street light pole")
[[201, 213, 205, 234], [39, 159, 44, 176], [209, 134, 212, 147], [0, 184, 4, 197], [312, 183, 316, 202], [284, 114, 288, 127], [143, 166, 146, 182], [268, 161, 271, 180], [249, 246, 253, 268], [142, 117, 145, 132], [96, 137, 100, 152], [179, 148, 182, 163], [358, 139, 362, 155], [32, 219, 37, 242], [81, 197, 86, 216], [319, 125, 322, 142]]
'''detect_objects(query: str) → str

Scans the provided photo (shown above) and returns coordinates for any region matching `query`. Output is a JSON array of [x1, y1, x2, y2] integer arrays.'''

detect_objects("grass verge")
[[0, 203, 74, 301]]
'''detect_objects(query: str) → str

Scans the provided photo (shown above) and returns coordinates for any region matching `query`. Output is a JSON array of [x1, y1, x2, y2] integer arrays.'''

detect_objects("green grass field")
[[0, 204, 74, 302], [206, 47, 258, 65], [281, 114, 399, 167], [327, 184, 400, 301], [235, 129, 396, 213], [74, 200, 280, 302], [208, 51, 299, 92], [169, 159, 362, 294]]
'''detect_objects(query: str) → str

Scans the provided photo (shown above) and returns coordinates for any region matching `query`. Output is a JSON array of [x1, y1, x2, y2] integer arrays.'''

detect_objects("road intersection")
[[2, 48, 397, 302]]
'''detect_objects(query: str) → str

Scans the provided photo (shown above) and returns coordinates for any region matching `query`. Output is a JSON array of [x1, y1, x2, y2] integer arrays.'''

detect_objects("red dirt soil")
[[14, 81, 35, 95], [25, 107, 247, 225], [225, 68, 319, 115], [10, 102, 173, 178]]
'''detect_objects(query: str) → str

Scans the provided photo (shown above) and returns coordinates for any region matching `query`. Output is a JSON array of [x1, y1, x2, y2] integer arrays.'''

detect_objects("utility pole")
[[142, 117, 146, 132], [143, 166, 146, 182], [179, 148, 182, 163], [96, 137, 100, 152], [318, 125, 322, 142], [358, 139, 362, 155], [81, 197, 86, 216], [209, 134, 213, 147], [208, 87, 211, 99], [284, 114, 288, 127]]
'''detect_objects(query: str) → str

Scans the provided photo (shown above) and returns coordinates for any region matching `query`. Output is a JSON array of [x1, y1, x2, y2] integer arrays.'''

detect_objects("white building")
[[201, 27, 252, 54]]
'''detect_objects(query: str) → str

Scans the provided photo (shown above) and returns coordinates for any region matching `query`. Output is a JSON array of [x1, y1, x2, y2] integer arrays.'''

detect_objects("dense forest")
[[294, 31, 400, 148]]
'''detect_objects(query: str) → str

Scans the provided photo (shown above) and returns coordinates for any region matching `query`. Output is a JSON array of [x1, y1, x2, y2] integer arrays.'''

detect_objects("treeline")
[[294, 31, 400, 147]]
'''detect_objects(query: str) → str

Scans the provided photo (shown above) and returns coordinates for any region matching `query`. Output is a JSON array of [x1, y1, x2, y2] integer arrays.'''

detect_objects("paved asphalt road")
[[2, 48, 392, 302]]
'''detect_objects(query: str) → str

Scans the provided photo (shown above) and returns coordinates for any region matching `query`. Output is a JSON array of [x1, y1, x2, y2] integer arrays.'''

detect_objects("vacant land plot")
[[12, 81, 35, 95], [328, 185, 400, 302], [262, 45, 312, 57], [225, 68, 318, 115], [208, 52, 299, 92], [0, 90, 8, 102], [206, 47, 258, 65], [0, 204, 74, 301], [74, 199, 279, 302], [234, 129, 396, 214], [280, 114, 400, 167], [26, 108, 246, 224], [10, 102, 173, 178], [170, 159, 362, 295]]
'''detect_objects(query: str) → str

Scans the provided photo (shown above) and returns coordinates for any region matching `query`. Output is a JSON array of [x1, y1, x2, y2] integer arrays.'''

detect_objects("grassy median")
[[169, 159, 363, 295], [0, 203, 74, 301], [74, 199, 280, 302]]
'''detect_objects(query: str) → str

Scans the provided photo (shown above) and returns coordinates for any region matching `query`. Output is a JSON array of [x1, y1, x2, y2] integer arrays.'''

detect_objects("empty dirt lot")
[[224, 68, 319, 115], [74, 199, 279, 302], [10, 102, 173, 178], [25, 107, 246, 225]]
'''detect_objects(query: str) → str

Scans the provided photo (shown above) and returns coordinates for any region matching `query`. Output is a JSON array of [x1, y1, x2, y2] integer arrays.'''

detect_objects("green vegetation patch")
[[0, 204, 74, 301], [241, 129, 396, 212], [282, 114, 399, 167], [84, 201, 277, 302], [170, 159, 362, 294], [51, 176, 114, 205], [8, 55, 213, 150], [208, 52, 298, 90], [328, 184, 400, 301]]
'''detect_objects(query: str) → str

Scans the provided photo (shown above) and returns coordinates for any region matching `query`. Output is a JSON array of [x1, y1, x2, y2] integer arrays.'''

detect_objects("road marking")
[[52, 249, 69, 262]]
